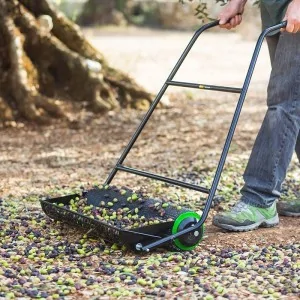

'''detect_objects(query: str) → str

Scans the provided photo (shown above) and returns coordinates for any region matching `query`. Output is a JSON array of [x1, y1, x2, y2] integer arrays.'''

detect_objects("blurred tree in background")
[[75, 0, 259, 29], [77, 0, 127, 26], [0, 0, 152, 124], [76, 0, 160, 27]]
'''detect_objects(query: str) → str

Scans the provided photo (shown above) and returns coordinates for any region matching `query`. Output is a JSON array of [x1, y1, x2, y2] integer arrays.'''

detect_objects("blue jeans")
[[241, 32, 300, 208]]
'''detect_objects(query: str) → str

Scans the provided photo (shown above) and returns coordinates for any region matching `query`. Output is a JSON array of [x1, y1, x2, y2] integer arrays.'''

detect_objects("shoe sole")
[[213, 214, 279, 232], [278, 211, 300, 217]]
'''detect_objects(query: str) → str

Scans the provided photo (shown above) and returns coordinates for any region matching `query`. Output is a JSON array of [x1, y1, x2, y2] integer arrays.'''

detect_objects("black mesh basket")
[[40, 187, 202, 250]]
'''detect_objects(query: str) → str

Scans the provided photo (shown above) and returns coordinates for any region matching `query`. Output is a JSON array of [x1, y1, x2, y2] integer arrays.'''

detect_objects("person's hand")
[[282, 0, 300, 33], [218, 0, 247, 29]]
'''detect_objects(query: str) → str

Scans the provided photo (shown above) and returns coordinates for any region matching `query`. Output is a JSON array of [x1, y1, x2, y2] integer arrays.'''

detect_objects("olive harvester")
[[40, 20, 287, 252]]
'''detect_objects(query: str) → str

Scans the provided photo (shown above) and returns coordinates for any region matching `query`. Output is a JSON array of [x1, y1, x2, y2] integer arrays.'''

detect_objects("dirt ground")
[[1, 28, 298, 246], [0, 28, 299, 299]]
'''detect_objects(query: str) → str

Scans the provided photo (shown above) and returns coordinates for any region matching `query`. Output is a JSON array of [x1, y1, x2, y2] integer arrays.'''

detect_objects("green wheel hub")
[[171, 211, 204, 251]]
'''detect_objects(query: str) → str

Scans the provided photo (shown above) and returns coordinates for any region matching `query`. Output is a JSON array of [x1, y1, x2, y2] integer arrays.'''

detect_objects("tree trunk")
[[0, 0, 152, 124]]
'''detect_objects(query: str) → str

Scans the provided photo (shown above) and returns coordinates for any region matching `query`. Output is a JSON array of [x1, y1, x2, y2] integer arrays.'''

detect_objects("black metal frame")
[[40, 194, 168, 247], [105, 20, 287, 251]]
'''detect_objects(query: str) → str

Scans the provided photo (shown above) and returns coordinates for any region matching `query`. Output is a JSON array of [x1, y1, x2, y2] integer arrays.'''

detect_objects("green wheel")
[[171, 211, 204, 251]]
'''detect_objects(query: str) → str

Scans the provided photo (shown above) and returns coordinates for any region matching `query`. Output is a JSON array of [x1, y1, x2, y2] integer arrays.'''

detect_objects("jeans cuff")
[[241, 196, 274, 208]]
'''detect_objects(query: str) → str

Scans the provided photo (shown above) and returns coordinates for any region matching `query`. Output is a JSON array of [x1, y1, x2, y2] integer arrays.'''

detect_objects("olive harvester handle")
[[279, 20, 288, 29], [263, 20, 288, 36], [217, 17, 287, 31]]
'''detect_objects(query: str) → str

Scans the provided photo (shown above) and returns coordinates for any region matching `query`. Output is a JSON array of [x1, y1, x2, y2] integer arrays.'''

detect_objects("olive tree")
[[0, 0, 151, 124]]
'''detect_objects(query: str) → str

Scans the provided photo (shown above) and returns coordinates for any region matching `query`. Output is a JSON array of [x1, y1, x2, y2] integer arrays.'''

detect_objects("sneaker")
[[213, 201, 279, 232], [277, 200, 300, 217]]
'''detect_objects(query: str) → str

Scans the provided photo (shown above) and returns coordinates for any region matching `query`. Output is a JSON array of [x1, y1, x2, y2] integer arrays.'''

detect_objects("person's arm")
[[218, 0, 247, 29], [283, 0, 300, 33]]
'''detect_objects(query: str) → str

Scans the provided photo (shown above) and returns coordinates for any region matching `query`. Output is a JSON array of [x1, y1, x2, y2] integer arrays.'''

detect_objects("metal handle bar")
[[140, 20, 287, 252], [105, 20, 220, 185]]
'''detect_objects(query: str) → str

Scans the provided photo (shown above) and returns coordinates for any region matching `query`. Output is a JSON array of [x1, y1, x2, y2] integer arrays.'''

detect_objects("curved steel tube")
[[140, 21, 287, 252]]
